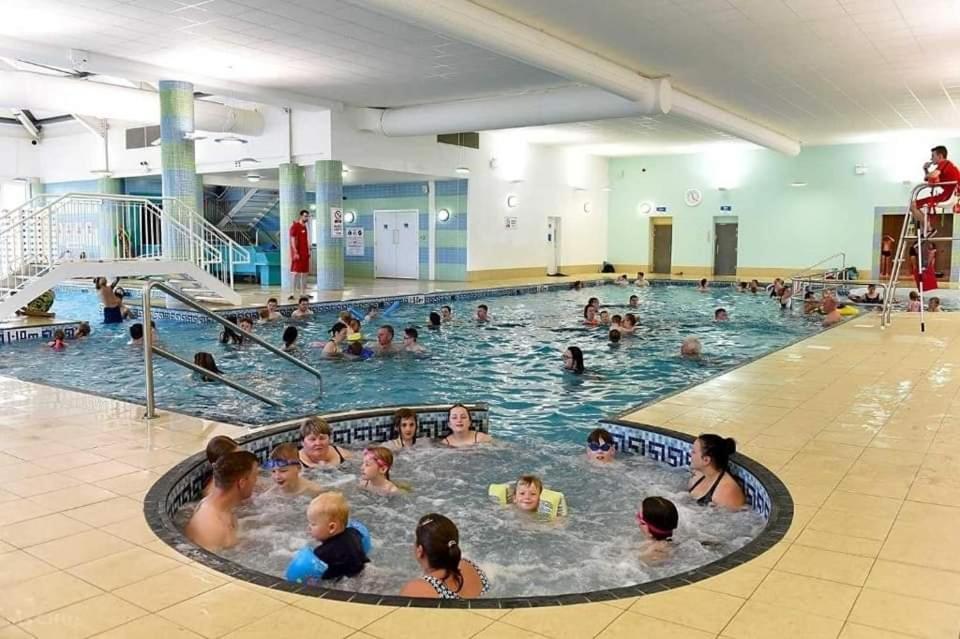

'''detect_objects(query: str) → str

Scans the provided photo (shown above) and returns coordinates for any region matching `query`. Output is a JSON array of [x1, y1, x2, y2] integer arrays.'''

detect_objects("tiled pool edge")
[[144, 405, 793, 608]]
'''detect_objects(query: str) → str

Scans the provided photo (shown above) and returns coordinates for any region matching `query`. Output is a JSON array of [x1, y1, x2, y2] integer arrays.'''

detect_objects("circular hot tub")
[[144, 404, 792, 608]]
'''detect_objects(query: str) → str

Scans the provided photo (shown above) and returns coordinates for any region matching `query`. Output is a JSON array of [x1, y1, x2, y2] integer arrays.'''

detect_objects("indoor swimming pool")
[[0, 283, 824, 433]]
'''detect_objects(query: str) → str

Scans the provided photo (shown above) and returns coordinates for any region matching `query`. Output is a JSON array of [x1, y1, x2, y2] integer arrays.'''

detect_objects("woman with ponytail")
[[399, 514, 490, 599], [688, 434, 745, 509]]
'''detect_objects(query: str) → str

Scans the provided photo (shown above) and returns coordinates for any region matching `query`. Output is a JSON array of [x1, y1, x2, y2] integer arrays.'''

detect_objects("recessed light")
[[12, 177, 29, 183], [344, 210, 356, 224], [455, 166, 470, 175], [245, 172, 261, 183], [601, 186, 612, 192], [790, 181, 807, 187], [215, 135, 247, 145], [438, 208, 451, 222]]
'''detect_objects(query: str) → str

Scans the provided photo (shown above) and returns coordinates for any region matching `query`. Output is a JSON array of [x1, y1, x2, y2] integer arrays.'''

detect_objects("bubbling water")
[[184, 440, 765, 598]]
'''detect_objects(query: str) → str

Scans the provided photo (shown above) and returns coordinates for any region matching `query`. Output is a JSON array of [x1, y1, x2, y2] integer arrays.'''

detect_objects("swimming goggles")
[[263, 459, 300, 470], [636, 513, 673, 538], [363, 450, 389, 469], [588, 442, 613, 452]]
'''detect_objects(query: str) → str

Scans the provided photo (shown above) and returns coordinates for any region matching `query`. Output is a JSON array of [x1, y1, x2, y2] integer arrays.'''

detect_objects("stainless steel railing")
[[142, 280, 323, 419]]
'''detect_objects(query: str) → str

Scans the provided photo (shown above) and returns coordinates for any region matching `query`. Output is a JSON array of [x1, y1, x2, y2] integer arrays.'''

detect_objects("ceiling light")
[[12, 177, 29, 183], [583, 202, 592, 214], [718, 186, 728, 192], [601, 186, 612, 192], [183, 131, 206, 141], [215, 135, 247, 145], [455, 166, 470, 175], [90, 169, 113, 176], [245, 172, 261, 183], [790, 181, 807, 187], [438, 208, 451, 222], [506, 194, 519, 208]]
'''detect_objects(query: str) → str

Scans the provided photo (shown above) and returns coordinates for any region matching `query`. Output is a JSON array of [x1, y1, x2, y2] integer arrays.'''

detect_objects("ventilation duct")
[[0, 70, 264, 136]]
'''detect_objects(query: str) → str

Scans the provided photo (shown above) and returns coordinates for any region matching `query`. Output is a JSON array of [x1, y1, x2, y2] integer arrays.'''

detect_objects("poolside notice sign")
[[720, 205, 732, 211], [331, 207, 344, 238], [346, 227, 364, 256]]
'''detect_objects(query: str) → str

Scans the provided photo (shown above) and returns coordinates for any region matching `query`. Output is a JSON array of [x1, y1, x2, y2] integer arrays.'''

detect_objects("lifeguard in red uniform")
[[910, 145, 960, 238], [290, 209, 310, 297]]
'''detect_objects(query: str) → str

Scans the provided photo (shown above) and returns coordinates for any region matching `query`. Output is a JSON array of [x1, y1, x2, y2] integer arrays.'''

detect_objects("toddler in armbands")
[[489, 474, 567, 519], [285, 492, 371, 584]]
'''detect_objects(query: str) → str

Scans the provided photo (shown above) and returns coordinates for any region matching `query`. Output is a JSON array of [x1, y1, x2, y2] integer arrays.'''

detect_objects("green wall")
[[607, 137, 960, 275]]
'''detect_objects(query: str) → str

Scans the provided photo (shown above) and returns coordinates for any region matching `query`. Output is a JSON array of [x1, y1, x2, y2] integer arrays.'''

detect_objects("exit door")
[[374, 210, 419, 279], [652, 222, 672, 274], [714, 222, 738, 276]]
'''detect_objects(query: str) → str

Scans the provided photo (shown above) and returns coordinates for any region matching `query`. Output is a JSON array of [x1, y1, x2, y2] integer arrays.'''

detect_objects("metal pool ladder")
[[141, 280, 323, 419]]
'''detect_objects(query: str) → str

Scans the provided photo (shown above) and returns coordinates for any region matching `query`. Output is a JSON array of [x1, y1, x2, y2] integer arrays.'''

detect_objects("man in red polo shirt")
[[290, 209, 310, 298], [910, 145, 960, 238]]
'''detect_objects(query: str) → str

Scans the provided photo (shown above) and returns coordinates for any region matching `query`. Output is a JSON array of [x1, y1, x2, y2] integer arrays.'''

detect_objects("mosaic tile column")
[[159, 80, 201, 261], [314, 160, 344, 289], [279, 163, 306, 290], [97, 177, 123, 260]]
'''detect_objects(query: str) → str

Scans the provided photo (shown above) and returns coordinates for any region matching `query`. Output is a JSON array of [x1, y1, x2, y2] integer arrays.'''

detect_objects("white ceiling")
[[3, 0, 960, 149], [202, 165, 447, 187]]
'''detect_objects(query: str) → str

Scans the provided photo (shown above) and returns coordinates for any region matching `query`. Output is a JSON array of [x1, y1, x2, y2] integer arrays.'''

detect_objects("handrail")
[[152, 196, 252, 265], [142, 280, 323, 418], [151, 345, 280, 407], [791, 252, 846, 280]]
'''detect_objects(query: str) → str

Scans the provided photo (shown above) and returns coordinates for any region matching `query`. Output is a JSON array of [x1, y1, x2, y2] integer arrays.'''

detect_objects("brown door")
[[652, 223, 672, 274], [883, 214, 953, 281]]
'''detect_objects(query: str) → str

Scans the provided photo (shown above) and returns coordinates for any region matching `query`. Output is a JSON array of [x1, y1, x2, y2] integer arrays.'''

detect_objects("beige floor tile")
[[363, 609, 493, 639], [785, 481, 839, 508], [88, 614, 204, 639], [695, 564, 769, 598], [838, 622, 917, 639], [25, 529, 134, 569], [793, 528, 883, 557], [866, 560, 960, 606], [3, 442, 77, 461], [0, 572, 102, 623], [820, 491, 903, 519], [18, 593, 146, 639], [849, 588, 960, 639], [139, 540, 193, 563], [470, 608, 512, 620], [751, 570, 859, 620], [775, 545, 874, 586], [4, 473, 83, 498], [782, 504, 817, 541], [0, 540, 14, 553], [723, 599, 844, 639], [68, 547, 181, 591], [805, 508, 895, 541], [748, 540, 790, 569], [28, 485, 118, 511], [62, 497, 143, 528], [896, 500, 960, 527], [0, 499, 52, 527], [879, 521, 960, 572], [835, 473, 914, 500], [63, 461, 143, 484], [291, 597, 395, 629], [158, 584, 287, 638], [113, 565, 226, 612], [0, 513, 91, 547], [0, 550, 58, 588], [500, 603, 621, 639], [222, 607, 352, 639], [92, 471, 160, 496], [595, 611, 714, 639], [472, 622, 548, 639], [100, 517, 158, 545], [627, 587, 743, 633], [0, 626, 34, 639]]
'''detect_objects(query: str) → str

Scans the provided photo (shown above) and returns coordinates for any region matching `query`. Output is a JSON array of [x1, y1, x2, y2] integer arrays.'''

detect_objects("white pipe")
[[351, 0, 801, 154], [352, 0, 667, 111], [0, 70, 264, 136], [370, 84, 670, 136]]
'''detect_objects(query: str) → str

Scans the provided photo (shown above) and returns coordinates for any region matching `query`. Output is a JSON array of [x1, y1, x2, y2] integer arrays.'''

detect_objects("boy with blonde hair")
[[306, 492, 369, 579], [513, 475, 543, 513]]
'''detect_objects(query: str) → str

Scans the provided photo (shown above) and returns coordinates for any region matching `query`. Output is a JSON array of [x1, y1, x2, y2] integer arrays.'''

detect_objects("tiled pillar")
[[314, 160, 344, 289], [98, 177, 124, 260], [279, 163, 306, 290], [159, 80, 201, 261]]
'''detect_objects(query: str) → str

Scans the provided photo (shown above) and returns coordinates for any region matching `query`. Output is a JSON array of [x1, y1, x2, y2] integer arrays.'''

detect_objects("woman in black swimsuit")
[[687, 434, 745, 509], [298, 417, 351, 466]]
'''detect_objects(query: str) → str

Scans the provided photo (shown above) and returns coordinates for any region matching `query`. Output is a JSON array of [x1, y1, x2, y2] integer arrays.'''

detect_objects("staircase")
[[216, 188, 279, 234], [0, 193, 251, 318]]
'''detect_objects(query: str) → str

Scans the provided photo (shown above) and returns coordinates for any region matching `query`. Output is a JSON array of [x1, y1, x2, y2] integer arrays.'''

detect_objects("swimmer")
[[562, 346, 585, 374], [586, 428, 616, 463], [609, 328, 621, 344], [257, 308, 271, 323], [441, 404, 493, 447], [389, 408, 419, 449], [128, 321, 157, 346], [184, 450, 259, 552], [202, 435, 239, 497], [374, 325, 401, 355], [265, 298, 282, 321], [440, 305, 453, 322], [906, 291, 922, 313], [364, 305, 380, 322], [344, 333, 374, 360], [305, 492, 369, 580], [338, 310, 352, 325], [821, 297, 843, 326], [769, 278, 785, 298], [614, 274, 629, 287], [47, 329, 66, 351], [428, 311, 442, 329], [620, 313, 638, 335], [94, 276, 124, 324], [587, 297, 600, 309], [637, 496, 679, 563], [476, 304, 489, 323], [571, 280, 583, 291], [322, 322, 348, 357], [749, 279, 760, 294], [628, 294, 639, 308], [239, 317, 255, 334], [583, 304, 599, 326], [599, 309, 611, 325], [714, 308, 729, 321], [513, 475, 544, 513], [282, 326, 299, 352], [696, 278, 709, 292], [779, 285, 793, 310], [803, 291, 820, 314], [610, 314, 623, 328], [736, 281, 748, 293], [359, 447, 400, 495], [267, 443, 324, 497], [76, 322, 91, 338], [346, 317, 361, 336], [688, 434, 745, 509], [291, 296, 313, 319], [399, 514, 490, 599], [219, 316, 243, 345], [193, 352, 221, 381], [850, 284, 882, 304], [929, 296, 942, 312], [635, 272, 650, 287], [680, 336, 702, 358], [299, 417, 352, 467], [403, 327, 427, 354]]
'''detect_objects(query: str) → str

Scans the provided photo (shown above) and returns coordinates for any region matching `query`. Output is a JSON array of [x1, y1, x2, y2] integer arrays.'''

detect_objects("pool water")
[[0, 284, 823, 435], [176, 441, 764, 598]]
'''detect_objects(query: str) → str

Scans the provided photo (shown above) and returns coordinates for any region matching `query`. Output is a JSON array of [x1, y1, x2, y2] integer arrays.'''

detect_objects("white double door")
[[374, 209, 420, 279]]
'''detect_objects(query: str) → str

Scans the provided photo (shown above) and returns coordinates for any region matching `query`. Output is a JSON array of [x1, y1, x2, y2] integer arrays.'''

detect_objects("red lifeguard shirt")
[[930, 159, 960, 197], [289, 220, 309, 273]]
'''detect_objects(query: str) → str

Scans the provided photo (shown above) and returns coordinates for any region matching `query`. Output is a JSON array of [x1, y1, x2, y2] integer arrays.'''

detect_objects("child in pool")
[[513, 475, 544, 514], [282, 326, 298, 352], [48, 329, 66, 350], [637, 496, 678, 563], [359, 447, 400, 495], [306, 492, 369, 580], [441, 404, 493, 447], [907, 290, 922, 312], [389, 408, 419, 449], [203, 435, 239, 497], [586, 428, 616, 463], [345, 333, 374, 360], [267, 443, 325, 497]]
